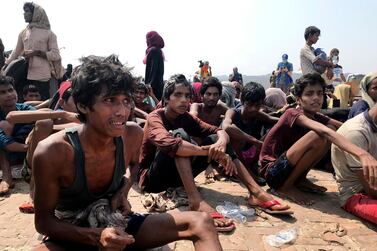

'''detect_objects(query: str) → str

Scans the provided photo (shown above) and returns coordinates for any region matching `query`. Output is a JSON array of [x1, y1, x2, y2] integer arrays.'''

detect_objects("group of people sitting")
[[0, 54, 376, 250]]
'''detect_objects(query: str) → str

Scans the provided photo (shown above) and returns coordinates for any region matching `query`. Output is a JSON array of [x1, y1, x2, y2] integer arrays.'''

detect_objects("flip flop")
[[253, 200, 294, 215], [19, 202, 34, 214], [209, 212, 236, 232]]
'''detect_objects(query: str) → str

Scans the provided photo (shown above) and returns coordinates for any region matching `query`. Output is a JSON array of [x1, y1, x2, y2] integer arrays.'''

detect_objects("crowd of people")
[[0, 2, 376, 250]]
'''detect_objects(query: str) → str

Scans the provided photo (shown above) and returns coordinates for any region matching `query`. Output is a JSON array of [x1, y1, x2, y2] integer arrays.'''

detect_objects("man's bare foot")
[[297, 178, 327, 194], [0, 180, 14, 196], [274, 187, 314, 205], [248, 191, 291, 212], [190, 200, 234, 229]]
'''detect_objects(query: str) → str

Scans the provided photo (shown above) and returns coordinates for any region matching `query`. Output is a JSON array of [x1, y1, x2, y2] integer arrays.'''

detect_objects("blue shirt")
[[348, 100, 369, 119], [0, 103, 35, 149]]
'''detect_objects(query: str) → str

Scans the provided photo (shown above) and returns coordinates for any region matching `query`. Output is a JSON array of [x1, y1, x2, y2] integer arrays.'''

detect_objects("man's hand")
[[24, 50, 46, 59], [99, 227, 135, 251], [218, 153, 238, 177], [111, 188, 132, 216], [360, 153, 377, 189], [63, 111, 80, 123], [202, 140, 227, 163]]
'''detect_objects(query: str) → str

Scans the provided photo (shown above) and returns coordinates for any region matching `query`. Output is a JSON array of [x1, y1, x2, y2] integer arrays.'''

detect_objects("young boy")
[[32, 56, 223, 251], [223, 82, 278, 185], [0, 75, 35, 195], [23, 84, 41, 102], [139, 74, 291, 225], [259, 73, 376, 205]]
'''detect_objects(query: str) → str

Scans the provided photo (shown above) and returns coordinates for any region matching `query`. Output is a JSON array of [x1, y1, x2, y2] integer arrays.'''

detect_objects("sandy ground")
[[0, 169, 376, 251]]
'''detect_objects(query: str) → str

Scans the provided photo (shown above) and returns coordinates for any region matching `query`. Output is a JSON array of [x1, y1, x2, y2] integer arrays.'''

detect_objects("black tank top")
[[56, 128, 125, 211]]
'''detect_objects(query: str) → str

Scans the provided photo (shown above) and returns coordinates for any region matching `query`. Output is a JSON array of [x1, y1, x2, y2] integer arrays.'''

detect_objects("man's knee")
[[308, 130, 328, 147], [35, 119, 54, 133], [0, 121, 13, 136]]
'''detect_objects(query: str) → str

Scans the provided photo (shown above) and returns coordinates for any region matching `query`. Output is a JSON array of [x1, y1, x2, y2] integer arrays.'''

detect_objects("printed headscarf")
[[28, 3, 50, 30], [360, 72, 377, 109], [143, 31, 165, 64]]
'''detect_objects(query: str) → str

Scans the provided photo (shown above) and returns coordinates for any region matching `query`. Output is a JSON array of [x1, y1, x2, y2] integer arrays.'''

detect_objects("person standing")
[[229, 67, 243, 85], [276, 54, 293, 93], [300, 26, 334, 75], [4, 3, 63, 101], [144, 31, 165, 101], [0, 38, 5, 69]]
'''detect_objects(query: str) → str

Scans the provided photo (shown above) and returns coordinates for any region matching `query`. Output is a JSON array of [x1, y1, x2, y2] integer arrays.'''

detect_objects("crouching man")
[[32, 56, 222, 251]]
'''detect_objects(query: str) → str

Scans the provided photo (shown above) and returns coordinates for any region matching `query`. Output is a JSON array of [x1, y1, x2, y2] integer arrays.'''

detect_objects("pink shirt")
[[6, 27, 61, 81]]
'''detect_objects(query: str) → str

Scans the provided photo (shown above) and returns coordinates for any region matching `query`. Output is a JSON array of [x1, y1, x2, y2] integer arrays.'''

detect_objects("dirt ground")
[[0, 169, 376, 251]]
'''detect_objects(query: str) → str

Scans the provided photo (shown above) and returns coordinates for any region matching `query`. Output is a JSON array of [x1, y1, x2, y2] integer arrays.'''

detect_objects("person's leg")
[[0, 149, 13, 194], [26, 119, 54, 170], [132, 211, 222, 251], [343, 193, 377, 224], [232, 158, 290, 212], [275, 131, 329, 204]]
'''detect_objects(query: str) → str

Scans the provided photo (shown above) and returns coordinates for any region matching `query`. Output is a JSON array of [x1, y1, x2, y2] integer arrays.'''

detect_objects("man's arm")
[[189, 103, 200, 117], [222, 109, 263, 149], [257, 111, 279, 124], [6, 110, 79, 124], [33, 139, 103, 246], [295, 115, 377, 188], [33, 138, 133, 249]]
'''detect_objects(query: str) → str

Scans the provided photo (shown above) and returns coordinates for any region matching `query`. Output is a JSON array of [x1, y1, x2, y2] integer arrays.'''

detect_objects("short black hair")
[[304, 26, 321, 40], [293, 73, 326, 98], [162, 74, 192, 102], [0, 75, 15, 87], [240, 82, 266, 104], [22, 84, 39, 96], [134, 82, 148, 95], [200, 77, 222, 96], [71, 54, 135, 123]]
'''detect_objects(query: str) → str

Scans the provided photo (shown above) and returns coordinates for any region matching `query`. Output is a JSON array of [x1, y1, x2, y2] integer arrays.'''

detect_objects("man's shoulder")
[[34, 130, 72, 162], [125, 121, 144, 139]]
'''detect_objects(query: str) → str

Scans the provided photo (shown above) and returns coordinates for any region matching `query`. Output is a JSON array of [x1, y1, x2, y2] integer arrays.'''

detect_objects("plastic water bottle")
[[265, 228, 298, 247], [215, 201, 255, 223]]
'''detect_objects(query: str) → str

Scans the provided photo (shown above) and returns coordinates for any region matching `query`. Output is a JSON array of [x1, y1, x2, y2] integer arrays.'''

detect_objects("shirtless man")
[[190, 77, 228, 127], [190, 77, 228, 181], [32, 56, 222, 251]]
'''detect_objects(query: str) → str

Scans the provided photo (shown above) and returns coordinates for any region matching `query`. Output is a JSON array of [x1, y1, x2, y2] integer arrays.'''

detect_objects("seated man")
[[190, 77, 228, 182], [0, 75, 35, 195], [133, 82, 155, 114], [138, 74, 291, 223], [223, 82, 278, 185], [190, 77, 228, 127], [32, 56, 222, 251], [259, 73, 375, 205], [332, 105, 377, 224]]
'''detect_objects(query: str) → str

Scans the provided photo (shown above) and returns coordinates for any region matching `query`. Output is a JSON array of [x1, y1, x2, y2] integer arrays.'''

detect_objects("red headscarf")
[[143, 31, 165, 64]]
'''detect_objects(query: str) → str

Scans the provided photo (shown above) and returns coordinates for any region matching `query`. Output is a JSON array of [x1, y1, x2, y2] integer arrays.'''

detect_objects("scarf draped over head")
[[360, 72, 377, 109], [143, 31, 165, 64], [28, 3, 50, 30]]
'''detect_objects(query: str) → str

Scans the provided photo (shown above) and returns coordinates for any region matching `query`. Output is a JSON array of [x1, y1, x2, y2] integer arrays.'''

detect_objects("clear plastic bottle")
[[215, 201, 255, 223], [265, 228, 298, 247]]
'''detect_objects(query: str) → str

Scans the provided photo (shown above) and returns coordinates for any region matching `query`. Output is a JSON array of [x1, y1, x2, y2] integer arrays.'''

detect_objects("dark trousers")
[[141, 129, 237, 193]]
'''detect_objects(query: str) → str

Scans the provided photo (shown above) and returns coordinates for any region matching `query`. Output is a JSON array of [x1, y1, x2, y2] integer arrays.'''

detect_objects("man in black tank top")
[[32, 55, 222, 251]]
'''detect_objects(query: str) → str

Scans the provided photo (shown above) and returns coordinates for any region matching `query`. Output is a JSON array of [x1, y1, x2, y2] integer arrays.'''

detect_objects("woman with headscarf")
[[348, 72, 377, 119], [4, 2, 62, 101], [144, 31, 165, 101]]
